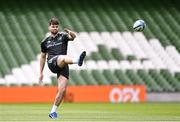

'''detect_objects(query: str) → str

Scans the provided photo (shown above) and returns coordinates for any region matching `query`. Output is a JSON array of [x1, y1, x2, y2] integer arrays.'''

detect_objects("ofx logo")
[[109, 87, 140, 103]]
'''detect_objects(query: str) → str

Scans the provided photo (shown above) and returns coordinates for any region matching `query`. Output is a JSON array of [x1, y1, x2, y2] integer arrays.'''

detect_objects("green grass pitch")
[[0, 103, 180, 122]]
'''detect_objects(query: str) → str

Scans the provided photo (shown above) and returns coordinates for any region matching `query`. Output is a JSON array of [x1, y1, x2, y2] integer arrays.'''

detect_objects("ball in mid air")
[[133, 20, 146, 32]]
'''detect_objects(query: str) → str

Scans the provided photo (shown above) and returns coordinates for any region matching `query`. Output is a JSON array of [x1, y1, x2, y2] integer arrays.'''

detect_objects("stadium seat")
[[89, 32, 104, 45], [160, 69, 180, 91], [166, 46, 180, 67], [12, 68, 28, 85], [96, 60, 109, 70], [103, 69, 119, 85], [119, 60, 132, 70], [70, 70, 86, 85], [0, 78, 6, 86], [142, 60, 155, 70], [91, 69, 109, 85], [0, 52, 11, 76], [122, 32, 147, 59], [98, 44, 114, 61], [5, 75, 18, 86], [101, 32, 118, 49], [78, 32, 98, 53], [114, 69, 133, 85], [21, 64, 38, 85], [79, 70, 98, 85], [149, 69, 175, 92], [126, 69, 145, 85], [85, 60, 97, 70], [150, 39, 180, 73], [111, 48, 124, 60], [108, 60, 120, 70], [131, 60, 144, 70], [68, 76, 76, 86], [111, 32, 134, 57], [90, 52, 103, 61], [137, 69, 162, 92]]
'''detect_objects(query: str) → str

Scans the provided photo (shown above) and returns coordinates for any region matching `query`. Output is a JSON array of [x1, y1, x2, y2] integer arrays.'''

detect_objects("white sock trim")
[[50, 105, 58, 113]]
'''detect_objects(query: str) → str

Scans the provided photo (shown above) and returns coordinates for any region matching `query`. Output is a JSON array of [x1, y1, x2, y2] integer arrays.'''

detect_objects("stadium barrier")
[[0, 85, 146, 103]]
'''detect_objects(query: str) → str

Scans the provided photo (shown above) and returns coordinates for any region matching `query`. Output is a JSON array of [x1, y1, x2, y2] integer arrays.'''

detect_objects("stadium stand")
[[0, 0, 179, 92]]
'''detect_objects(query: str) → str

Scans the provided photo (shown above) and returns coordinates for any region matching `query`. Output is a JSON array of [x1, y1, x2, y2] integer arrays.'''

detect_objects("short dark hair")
[[49, 17, 59, 25]]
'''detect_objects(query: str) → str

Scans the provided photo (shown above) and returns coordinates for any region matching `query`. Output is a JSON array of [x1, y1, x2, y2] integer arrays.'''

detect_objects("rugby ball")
[[133, 20, 146, 31]]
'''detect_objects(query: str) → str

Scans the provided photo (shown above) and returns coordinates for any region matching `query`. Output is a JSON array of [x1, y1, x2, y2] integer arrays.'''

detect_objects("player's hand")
[[64, 28, 70, 33], [64, 28, 72, 35], [64, 28, 76, 40], [39, 74, 44, 85]]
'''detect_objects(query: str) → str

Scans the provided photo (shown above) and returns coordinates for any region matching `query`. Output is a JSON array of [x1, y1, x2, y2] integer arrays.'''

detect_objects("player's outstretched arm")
[[64, 28, 76, 41], [39, 52, 47, 84]]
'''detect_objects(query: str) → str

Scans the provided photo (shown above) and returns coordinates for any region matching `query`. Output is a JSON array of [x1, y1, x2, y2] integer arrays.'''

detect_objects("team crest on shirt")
[[58, 36, 62, 41]]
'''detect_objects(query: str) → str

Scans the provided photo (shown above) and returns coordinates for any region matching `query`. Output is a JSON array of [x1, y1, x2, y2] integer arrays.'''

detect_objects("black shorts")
[[47, 56, 69, 79]]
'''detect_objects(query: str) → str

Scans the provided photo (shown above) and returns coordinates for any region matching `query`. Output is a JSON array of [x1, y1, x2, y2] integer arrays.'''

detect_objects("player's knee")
[[57, 55, 64, 63], [57, 56, 65, 67], [58, 86, 66, 93]]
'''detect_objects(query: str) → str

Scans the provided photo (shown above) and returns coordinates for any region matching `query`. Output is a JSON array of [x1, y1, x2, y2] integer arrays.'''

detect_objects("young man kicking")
[[39, 17, 86, 119]]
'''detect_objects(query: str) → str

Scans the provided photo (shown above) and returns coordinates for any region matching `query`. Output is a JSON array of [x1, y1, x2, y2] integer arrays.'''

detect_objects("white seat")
[[85, 60, 97, 70], [89, 32, 104, 45], [142, 60, 155, 70], [131, 60, 143, 70], [150, 39, 179, 72], [111, 32, 133, 57], [5, 75, 18, 85], [122, 32, 147, 59], [72, 36, 89, 55], [132, 37, 166, 70], [12, 68, 28, 85], [133, 32, 152, 60], [108, 60, 120, 69], [166, 46, 180, 67], [97, 60, 109, 70], [43, 75, 52, 85], [0, 78, 6, 85], [30, 60, 39, 72], [67, 43, 79, 58], [133, 32, 147, 42], [31, 60, 51, 84], [101, 32, 118, 49], [21, 64, 37, 85], [119, 60, 132, 70], [76, 34, 91, 53], [78, 32, 98, 53], [151, 56, 167, 70]]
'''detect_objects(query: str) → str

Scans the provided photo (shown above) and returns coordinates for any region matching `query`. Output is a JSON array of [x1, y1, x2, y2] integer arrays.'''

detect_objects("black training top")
[[41, 32, 69, 60]]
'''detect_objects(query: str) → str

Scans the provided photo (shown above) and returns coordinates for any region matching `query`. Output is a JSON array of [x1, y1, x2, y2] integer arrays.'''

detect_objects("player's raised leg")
[[57, 51, 86, 68]]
